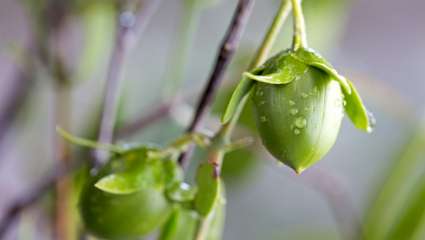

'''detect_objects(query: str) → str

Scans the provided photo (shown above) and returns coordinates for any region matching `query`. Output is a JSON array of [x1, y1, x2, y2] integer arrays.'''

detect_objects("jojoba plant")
[[223, 0, 374, 173], [49, 1, 375, 239]]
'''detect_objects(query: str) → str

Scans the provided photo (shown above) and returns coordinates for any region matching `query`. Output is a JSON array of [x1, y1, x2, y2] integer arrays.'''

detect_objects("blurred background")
[[0, 0, 424, 239]]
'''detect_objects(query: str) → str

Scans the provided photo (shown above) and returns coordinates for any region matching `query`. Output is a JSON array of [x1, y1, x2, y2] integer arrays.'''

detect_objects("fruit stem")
[[291, 0, 308, 50], [249, 0, 293, 68], [219, 0, 295, 143]]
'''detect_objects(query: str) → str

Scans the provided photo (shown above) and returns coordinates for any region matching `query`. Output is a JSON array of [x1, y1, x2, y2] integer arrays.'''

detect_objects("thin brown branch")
[[0, 57, 35, 149], [178, 0, 255, 167], [94, 0, 162, 167]]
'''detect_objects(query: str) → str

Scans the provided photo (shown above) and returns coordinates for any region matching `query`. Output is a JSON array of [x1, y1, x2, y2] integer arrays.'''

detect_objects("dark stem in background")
[[93, 0, 162, 167], [178, 0, 255, 167], [0, 58, 34, 151]]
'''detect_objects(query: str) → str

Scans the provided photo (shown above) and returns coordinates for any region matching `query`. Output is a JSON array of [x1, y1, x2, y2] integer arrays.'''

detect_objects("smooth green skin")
[[159, 207, 199, 240], [205, 185, 226, 240], [252, 66, 344, 173], [194, 163, 220, 216], [79, 160, 172, 240]]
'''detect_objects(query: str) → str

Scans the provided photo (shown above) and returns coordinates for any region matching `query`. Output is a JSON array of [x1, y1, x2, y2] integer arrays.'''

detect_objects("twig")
[[94, 0, 162, 166], [0, 56, 35, 149], [178, 0, 255, 167]]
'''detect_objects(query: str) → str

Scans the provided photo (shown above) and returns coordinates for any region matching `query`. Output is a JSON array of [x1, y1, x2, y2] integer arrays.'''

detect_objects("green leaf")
[[343, 80, 373, 132], [194, 163, 220, 216], [95, 150, 167, 194], [94, 173, 139, 194], [291, 48, 351, 93], [205, 183, 226, 240], [386, 174, 425, 240], [243, 72, 293, 84], [159, 207, 199, 240], [364, 122, 425, 239], [221, 77, 254, 124], [56, 127, 123, 153]]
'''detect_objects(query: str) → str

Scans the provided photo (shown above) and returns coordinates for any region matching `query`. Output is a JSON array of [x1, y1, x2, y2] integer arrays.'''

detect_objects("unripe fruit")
[[252, 66, 344, 173], [223, 48, 373, 173], [79, 154, 172, 240]]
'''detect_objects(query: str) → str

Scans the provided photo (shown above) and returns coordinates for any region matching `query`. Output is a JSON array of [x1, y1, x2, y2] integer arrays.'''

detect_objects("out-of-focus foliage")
[[365, 116, 425, 240]]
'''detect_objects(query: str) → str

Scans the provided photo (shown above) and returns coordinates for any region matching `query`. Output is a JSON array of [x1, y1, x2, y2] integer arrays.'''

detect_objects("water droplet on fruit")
[[295, 117, 307, 128], [290, 108, 299, 115]]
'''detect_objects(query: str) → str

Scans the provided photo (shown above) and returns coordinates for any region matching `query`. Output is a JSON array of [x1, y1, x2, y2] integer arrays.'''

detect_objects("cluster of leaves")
[[59, 128, 225, 239]]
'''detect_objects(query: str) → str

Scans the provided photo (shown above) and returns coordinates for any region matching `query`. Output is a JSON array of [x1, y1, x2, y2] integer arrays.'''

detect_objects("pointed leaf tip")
[[95, 174, 139, 195], [343, 80, 374, 132], [221, 77, 254, 124]]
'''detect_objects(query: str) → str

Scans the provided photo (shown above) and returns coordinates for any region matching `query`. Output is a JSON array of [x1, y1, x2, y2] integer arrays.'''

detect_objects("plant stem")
[[290, 0, 307, 50], [178, 0, 255, 167], [220, 0, 294, 143], [250, 0, 293, 68], [94, 0, 161, 167], [54, 84, 74, 240]]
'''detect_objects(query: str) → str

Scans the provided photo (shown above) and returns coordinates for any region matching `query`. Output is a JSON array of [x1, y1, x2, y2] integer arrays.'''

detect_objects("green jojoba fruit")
[[80, 149, 175, 240], [223, 48, 373, 173]]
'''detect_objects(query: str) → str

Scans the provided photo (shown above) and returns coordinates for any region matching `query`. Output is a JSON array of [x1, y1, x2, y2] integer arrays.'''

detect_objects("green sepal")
[[94, 173, 140, 194], [221, 77, 254, 124], [159, 207, 199, 240], [243, 72, 293, 85], [205, 182, 226, 240], [94, 150, 165, 194], [291, 47, 351, 94], [343, 80, 374, 132], [194, 163, 220, 216], [166, 182, 197, 203]]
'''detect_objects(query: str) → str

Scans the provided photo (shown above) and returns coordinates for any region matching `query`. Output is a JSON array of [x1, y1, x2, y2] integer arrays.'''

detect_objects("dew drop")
[[289, 100, 296, 106], [294, 129, 301, 135], [290, 108, 299, 115], [367, 110, 377, 132], [295, 117, 307, 128]]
